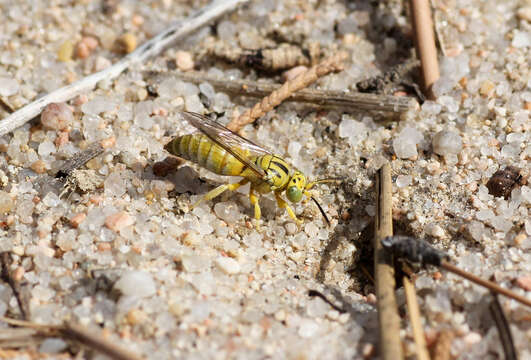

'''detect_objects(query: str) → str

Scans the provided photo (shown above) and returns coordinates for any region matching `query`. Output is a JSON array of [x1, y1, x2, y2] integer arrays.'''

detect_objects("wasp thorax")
[[286, 172, 306, 202]]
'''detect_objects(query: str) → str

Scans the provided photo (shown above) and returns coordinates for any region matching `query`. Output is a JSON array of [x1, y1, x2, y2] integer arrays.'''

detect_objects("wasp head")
[[286, 171, 306, 202]]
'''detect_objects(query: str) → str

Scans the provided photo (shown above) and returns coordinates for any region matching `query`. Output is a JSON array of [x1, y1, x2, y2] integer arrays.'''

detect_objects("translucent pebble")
[[490, 216, 512, 232], [285, 222, 298, 235], [42, 192, 60, 208], [500, 143, 520, 158], [217, 20, 237, 40], [337, 16, 358, 35], [215, 257, 241, 274], [432, 130, 462, 156], [467, 221, 486, 241], [288, 141, 302, 158], [438, 96, 459, 113], [304, 222, 319, 238], [40, 103, 74, 130], [512, 30, 530, 48], [0, 76, 20, 96], [199, 82, 215, 100], [81, 96, 116, 115], [213, 201, 240, 224], [426, 223, 444, 238], [104, 172, 126, 197], [184, 94, 205, 113], [476, 209, 494, 221], [38, 140, 56, 156], [39, 338, 68, 354], [396, 175, 412, 188], [181, 254, 210, 273], [298, 319, 319, 338], [506, 133, 524, 143], [393, 137, 417, 159], [421, 101, 442, 115], [114, 271, 156, 297], [338, 116, 368, 147]]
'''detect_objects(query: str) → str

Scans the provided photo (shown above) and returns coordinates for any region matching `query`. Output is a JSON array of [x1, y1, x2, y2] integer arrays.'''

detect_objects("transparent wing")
[[179, 112, 270, 178]]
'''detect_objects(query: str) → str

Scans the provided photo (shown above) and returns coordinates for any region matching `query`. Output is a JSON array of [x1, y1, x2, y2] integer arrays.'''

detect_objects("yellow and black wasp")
[[164, 112, 333, 225]]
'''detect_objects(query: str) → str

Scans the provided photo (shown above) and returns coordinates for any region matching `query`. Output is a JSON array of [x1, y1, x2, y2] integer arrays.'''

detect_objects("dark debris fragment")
[[381, 235, 449, 267]]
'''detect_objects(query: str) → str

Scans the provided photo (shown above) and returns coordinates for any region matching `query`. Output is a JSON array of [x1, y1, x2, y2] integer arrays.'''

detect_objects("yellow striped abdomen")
[[165, 134, 246, 176]]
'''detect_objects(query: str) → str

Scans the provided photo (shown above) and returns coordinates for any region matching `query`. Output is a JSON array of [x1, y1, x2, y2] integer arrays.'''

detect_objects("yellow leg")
[[192, 179, 249, 209], [274, 192, 302, 224], [249, 186, 261, 221]]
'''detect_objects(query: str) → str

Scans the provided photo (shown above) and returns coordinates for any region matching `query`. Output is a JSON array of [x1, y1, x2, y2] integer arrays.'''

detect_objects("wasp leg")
[[192, 179, 249, 209], [274, 192, 302, 224], [249, 186, 261, 221]]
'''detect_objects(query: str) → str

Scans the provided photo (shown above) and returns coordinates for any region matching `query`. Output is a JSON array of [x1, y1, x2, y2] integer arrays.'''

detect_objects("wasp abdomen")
[[165, 134, 245, 176]]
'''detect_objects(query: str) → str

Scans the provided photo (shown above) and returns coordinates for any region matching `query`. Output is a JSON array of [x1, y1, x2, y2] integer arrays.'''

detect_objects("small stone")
[[298, 319, 319, 338], [70, 213, 86, 228], [432, 130, 462, 156], [39, 338, 68, 354], [285, 222, 298, 235], [479, 80, 495, 97], [114, 33, 137, 54], [215, 257, 241, 274], [126, 308, 147, 325], [55, 131, 69, 147], [0, 191, 14, 213], [41, 103, 74, 130], [517, 6, 531, 21], [30, 160, 47, 174], [0, 77, 20, 97], [463, 332, 482, 346], [213, 201, 240, 224], [100, 136, 116, 149], [515, 276, 531, 291], [57, 40, 74, 62], [396, 175, 412, 188], [75, 41, 90, 59], [114, 271, 156, 297], [38, 140, 56, 156], [425, 223, 445, 238], [105, 211, 135, 232], [175, 51, 194, 71], [512, 30, 531, 48]]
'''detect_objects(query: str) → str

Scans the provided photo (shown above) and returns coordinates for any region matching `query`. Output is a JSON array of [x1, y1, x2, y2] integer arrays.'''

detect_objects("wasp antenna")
[[311, 196, 330, 226]]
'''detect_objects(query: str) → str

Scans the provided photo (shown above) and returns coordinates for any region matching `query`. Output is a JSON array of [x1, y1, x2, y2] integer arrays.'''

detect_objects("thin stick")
[[374, 163, 404, 360], [0, 0, 250, 137], [489, 294, 517, 360], [61, 322, 144, 360], [403, 276, 430, 360], [227, 52, 348, 132], [409, 0, 440, 99], [441, 261, 531, 308], [0, 253, 29, 320], [0, 317, 144, 360], [156, 71, 416, 113], [432, 330, 453, 360]]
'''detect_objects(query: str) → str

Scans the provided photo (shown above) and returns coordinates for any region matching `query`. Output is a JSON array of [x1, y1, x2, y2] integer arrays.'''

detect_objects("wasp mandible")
[[164, 112, 333, 225]]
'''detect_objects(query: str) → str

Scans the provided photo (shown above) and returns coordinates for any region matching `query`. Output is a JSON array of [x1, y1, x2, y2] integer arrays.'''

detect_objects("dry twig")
[[441, 261, 531, 308], [374, 163, 404, 360], [403, 276, 430, 360], [0, 0, 250, 137], [0, 317, 144, 360], [152, 71, 416, 113], [226, 52, 348, 132], [0, 253, 29, 320], [489, 294, 517, 360], [409, 0, 440, 99], [432, 330, 454, 360]]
